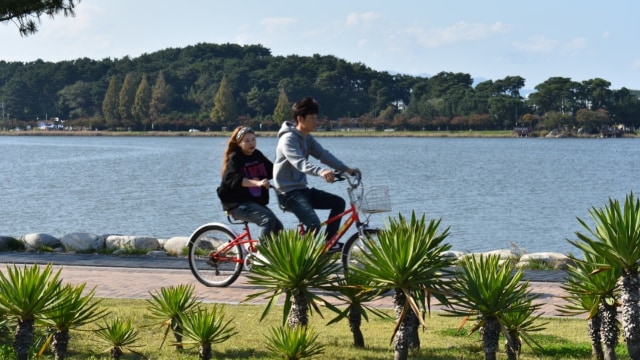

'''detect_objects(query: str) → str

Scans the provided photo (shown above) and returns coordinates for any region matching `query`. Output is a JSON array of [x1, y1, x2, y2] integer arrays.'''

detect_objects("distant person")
[[273, 97, 359, 251], [217, 126, 283, 242]]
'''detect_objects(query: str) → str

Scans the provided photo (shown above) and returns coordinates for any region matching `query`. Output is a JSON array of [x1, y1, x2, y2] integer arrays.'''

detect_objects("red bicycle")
[[187, 172, 390, 287]]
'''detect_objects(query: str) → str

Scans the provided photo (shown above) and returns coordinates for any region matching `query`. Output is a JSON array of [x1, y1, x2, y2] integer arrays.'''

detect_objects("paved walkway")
[[0, 252, 575, 317]]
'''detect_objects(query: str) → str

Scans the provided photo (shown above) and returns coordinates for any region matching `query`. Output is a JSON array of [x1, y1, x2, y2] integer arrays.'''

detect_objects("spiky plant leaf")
[[94, 317, 144, 359], [264, 325, 325, 360], [244, 229, 341, 326], [176, 305, 237, 347], [145, 284, 199, 348]]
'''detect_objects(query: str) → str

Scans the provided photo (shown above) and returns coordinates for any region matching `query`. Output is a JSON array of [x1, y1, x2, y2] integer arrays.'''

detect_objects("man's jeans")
[[229, 202, 283, 242], [277, 188, 346, 241]]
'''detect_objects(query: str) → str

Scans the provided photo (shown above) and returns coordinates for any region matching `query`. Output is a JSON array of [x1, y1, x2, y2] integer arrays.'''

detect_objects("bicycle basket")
[[357, 186, 391, 213]]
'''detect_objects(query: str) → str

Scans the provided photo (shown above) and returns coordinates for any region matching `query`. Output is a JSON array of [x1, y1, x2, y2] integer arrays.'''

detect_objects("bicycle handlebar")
[[334, 170, 361, 188]]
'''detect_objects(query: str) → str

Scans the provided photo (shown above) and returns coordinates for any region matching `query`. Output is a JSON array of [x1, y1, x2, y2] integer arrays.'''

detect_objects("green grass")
[[3, 298, 629, 360]]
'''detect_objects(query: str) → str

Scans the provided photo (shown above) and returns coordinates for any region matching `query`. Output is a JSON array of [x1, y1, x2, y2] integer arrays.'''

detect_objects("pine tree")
[[150, 71, 172, 130], [102, 76, 121, 129], [133, 73, 152, 130], [210, 76, 237, 129], [273, 88, 290, 125], [118, 73, 138, 129]]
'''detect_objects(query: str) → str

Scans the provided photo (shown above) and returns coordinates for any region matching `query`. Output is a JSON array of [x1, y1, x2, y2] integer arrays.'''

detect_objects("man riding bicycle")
[[273, 96, 359, 252]]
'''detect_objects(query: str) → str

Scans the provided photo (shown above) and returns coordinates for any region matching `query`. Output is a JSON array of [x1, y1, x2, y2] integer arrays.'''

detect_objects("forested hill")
[[1, 42, 639, 133]]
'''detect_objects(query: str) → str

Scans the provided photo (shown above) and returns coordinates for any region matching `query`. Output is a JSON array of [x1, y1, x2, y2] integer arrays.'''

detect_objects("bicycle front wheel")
[[341, 228, 380, 271], [188, 225, 243, 287]]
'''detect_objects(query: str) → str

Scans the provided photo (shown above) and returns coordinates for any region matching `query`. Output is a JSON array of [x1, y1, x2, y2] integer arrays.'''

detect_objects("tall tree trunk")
[[14, 318, 34, 360], [393, 289, 420, 360], [110, 347, 122, 360], [51, 330, 70, 360], [171, 320, 184, 350], [621, 270, 640, 360], [505, 330, 521, 360], [600, 300, 618, 360], [200, 343, 212, 360], [348, 305, 365, 347], [288, 293, 309, 329], [588, 314, 604, 360], [482, 317, 500, 360]]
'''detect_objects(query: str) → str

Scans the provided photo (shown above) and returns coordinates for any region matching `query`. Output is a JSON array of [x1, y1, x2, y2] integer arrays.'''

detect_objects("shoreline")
[[1, 129, 636, 138]]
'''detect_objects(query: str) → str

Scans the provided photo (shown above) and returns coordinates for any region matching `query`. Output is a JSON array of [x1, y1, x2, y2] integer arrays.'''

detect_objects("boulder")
[[105, 235, 160, 251], [483, 249, 520, 261], [517, 252, 571, 270], [441, 250, 464, 260], [60, 232, 104, 251], [163, 236, 189, 255], [22, 233, 60, 250]]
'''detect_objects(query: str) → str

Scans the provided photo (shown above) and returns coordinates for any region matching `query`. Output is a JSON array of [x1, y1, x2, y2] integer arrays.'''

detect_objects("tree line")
[[1, 42, 639, 133]]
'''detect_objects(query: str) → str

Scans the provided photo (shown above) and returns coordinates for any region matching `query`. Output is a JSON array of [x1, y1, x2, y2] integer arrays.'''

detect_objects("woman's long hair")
[[221, 126, 254, 176]]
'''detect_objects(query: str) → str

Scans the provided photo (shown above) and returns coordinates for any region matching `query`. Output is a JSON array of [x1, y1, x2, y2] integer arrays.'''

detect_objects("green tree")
[[347, 212, 453, 360], [39, 283, 107, 360], [559, 251, 620, 360], [57, 80, 101, 119], [265, 325, 325, 360], [149, 70, 173, 130], [570, 192, 640, 360], [244, 230, 341, 329], [177, 306, 237, 360], [245, 85, 267, 119], [575, 108, 610, 133], [94, 317, 144, 360], [272, 87, 290, 125], [102, 75, 121, 129], [445, 254, 542, 360], [210, 75, 237, 129], [132, 73, 152, 130], [0, 264, 65, 360], [145, 284, 199, 350], [0, 0, 79, 36], [326, 271, 388, 348], [118, 72, 138, 129]]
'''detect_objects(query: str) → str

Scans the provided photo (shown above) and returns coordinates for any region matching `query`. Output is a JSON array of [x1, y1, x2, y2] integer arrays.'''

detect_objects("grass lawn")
[[12, 298, 629, 360]]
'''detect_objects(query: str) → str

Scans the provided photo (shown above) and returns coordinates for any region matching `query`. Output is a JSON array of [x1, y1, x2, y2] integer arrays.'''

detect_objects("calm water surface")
[[1, 135, 638, 255]]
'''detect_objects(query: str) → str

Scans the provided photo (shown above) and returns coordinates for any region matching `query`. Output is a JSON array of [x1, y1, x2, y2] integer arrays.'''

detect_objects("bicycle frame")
[[307, 171, 372, 250], [188, 171, 381, 287], [210, 218, 256, 265], [218, 171, 368, 254]]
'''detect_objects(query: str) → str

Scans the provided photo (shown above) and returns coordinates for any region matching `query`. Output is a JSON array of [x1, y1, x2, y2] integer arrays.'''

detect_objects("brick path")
[[0, 252, 575, 317]]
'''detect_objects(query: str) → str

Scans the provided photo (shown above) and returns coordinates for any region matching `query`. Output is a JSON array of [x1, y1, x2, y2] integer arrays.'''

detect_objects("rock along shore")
[[0, 232, 573, 270]]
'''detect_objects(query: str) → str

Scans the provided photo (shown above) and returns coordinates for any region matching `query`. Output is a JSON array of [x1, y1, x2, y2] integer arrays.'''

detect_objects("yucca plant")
[[244, 229, 341, 329], [38, 283, 108, 360], [94, 317, 144, 360], [265, 325, 325, 360], [346, 212, 453, 360], [0, 263, 64, 360], [444, 254, 540, 360], [176, 305, 237, 360], [500, 297, 546, 360], [569, 192, 640, 360], [559, 251, 621, 360], [326, 271, 388, 348], [146, 283, 199, 350]]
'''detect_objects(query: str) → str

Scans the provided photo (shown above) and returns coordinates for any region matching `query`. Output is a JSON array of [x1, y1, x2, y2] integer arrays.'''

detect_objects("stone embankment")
[[0, 232, 573, 269]]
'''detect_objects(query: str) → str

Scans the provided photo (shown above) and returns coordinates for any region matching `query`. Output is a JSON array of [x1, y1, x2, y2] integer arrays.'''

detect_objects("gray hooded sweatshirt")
[[273, 121, 349, 194]]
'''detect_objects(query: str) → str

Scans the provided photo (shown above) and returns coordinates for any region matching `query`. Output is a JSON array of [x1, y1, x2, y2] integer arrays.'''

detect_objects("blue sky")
[[2, 0, 639, 90]]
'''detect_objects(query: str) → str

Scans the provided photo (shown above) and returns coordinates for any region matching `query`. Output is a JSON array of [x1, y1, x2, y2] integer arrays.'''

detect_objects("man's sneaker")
[[327, 242, 344, 254]]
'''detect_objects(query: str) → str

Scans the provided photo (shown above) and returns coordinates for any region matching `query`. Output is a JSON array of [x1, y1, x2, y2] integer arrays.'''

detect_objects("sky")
[[2, 0, 639, 91]]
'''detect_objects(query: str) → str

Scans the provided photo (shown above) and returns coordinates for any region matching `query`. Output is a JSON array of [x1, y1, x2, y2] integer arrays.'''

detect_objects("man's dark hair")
[[291, 97, 319, 121]]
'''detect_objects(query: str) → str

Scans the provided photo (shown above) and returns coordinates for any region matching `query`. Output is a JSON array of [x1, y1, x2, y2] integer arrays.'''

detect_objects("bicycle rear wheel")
[[188, 224, 243, 287], [341, 228, 380, 271]]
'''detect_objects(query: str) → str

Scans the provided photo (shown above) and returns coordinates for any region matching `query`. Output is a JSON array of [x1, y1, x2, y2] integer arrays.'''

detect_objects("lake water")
[[1, 135, 638, 255]]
